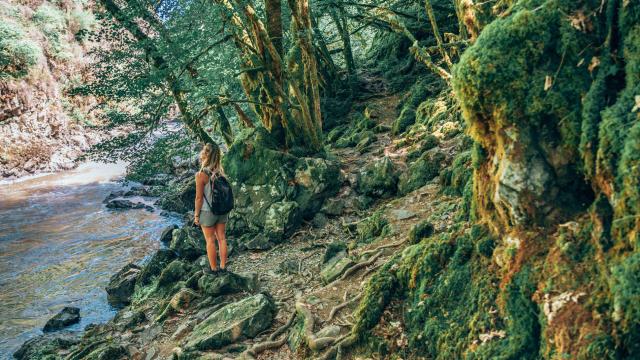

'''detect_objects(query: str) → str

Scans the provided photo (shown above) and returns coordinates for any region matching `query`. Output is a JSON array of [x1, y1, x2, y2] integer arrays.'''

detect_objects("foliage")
[[0, 20, 42, 78]]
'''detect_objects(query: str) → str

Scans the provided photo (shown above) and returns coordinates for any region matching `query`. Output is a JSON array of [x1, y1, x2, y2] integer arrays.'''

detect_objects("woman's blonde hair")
[[199, 143, 222, 173]]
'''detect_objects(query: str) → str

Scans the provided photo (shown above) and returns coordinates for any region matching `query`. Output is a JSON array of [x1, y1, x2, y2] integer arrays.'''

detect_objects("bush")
[[69, 8, 95, 41], [0, 20, 42, 78], [33, 4, 71, 60]]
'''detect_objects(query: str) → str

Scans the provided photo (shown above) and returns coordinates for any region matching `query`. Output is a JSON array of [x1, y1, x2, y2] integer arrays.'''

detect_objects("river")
[[0, 162, 181, 358]]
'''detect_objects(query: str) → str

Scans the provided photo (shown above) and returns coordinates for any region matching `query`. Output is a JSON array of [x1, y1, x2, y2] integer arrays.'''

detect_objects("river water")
[[0, 162, 181, 358]]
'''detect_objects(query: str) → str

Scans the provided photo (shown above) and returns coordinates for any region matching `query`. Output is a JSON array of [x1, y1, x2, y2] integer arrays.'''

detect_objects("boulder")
[[106, 263, 141, 307], [398, 151, 445, 195], [355, 157, 398, 198], [103, 190, 125, 203], [321, 198, 345, 216], [322, 241, 348, 264], [185, 294, 276, 351], [113, 309, 146, 330], [157, 178, 196, 214], [321, 252, 354, 284], [14, 333, 79, 360], [170, 227, 206, 260], [159, 224, 178, 244], [198, 271, 258, 297], [157, 260, 189, 288], [223, 127, 341, 246], [137, 249, 177, 286], [43, 307, 80, 332], [263, 201, 302, 240], [106, 199, 146, 210]]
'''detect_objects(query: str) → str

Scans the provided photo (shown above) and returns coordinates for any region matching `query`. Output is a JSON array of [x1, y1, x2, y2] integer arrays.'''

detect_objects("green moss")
[[0, 20, 42, 78], [355, 211, 390, 246], [355, 157, 398, 198], [408, 221, 434, 244], [610, 253, 640, 355], [441, 150, 472, 196], [398, 151, 445, 194]]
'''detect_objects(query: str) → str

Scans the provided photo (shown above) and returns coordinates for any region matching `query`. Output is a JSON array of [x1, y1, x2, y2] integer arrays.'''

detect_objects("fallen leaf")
[[588, 56, 600, 73]]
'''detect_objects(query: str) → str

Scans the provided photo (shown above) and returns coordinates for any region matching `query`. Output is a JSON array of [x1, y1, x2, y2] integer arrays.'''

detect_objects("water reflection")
[[0, 162, 180, 358]]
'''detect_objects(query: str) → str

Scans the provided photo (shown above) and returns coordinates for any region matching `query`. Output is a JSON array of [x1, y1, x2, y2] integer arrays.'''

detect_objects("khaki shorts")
[[199, 210, 229, 227]]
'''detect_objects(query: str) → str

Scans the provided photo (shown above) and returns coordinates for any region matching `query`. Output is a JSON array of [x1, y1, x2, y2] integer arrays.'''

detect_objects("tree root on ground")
[[239, 311, 297, 359], [317, 334, 357, 360], [330, 250, 383, 286], [326, 291, 362, 322], [358, 238, 405, 258], [296, 301, 340, 352]]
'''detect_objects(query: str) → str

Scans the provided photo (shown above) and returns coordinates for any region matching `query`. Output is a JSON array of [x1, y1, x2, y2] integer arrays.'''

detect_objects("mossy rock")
[[137, 249, 177, 286], [185, 294, 276, 351], [355, 157, 398, 198], [408, 221, 434, 244], [355, 211, 390, 245], [198, 271, 257, 297], [14, 333, 79, 360], [170, 227, 206, 261], [320, 252, 354, 284], [398, 151, 445, 194], [157, 260, 189, 288]]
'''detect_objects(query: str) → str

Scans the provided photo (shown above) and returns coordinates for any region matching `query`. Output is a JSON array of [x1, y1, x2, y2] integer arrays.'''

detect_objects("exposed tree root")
[[358, 238, 406, 258], [269, 311, 297, 341], [326, 292, 362, 322], [361, 262, 383, 278], [296, 301, 339, 352], [239, 311, 297, 359], [317, 334, 357, 360], [240, 337, 287, 359], [331, 250, 383, 285]]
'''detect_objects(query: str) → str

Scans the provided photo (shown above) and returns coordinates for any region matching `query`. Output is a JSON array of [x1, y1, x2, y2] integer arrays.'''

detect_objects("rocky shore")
[[13, 94, 466, 359]]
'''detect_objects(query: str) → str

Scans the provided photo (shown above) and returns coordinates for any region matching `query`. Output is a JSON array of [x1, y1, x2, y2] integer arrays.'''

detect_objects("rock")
[[408, 221, 434, 244], [172, 321, 194, 341], [321, 198, 345, 216], [322, 241, 348, 264], [157, 260, 189, 288], [106, 199, 146, 210], [311, 212, 328, 228], [241, 233, 273, 250], [103, 190, 125, 203], [170, 227, 206, 260], [222, 127, 340, 243], [316, 325, 341, 338], [157, 288, 201, 321], [198, 271, 258, 297], [114, 309, 146, 330], [159, 224, 178, 244], [321, 252, 354, 284], [13, 332, 79, 360], [263, 201, 302, 241], [185, 294, 276, 351], [124, 186, 151, 197], [96, 344, 128, 360], [106, 263, 141, 307], [137, 249, 177, 285], [355, 157, 398, 198], [157, 178, 196, 214], [398, 151, 445, 195], [43, 307, 80, 332]]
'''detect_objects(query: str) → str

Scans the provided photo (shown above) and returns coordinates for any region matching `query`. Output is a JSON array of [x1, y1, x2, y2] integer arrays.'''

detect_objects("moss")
[[408, 221, 434, 244], [398, 151, 445, 194], [355, 157, 398, 198], [610, 252, 640, 355], [441, 150, 472, 196], [355, 211, 390, 246]]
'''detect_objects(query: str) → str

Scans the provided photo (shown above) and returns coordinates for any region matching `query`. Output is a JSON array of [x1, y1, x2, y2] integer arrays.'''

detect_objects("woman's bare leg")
[[215, 223, 228, 269], [201, 225, 218, 270]]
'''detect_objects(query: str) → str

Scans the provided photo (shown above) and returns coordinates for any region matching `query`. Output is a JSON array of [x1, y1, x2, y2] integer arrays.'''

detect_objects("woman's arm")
[[194, 172, 206, 225]]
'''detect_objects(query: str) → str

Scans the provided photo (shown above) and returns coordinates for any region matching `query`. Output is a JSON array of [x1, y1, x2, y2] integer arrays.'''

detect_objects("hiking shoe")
[[202, 267, 218, 275]]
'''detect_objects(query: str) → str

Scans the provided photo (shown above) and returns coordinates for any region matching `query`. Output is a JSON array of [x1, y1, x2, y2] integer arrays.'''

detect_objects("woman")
[[194, 143, 228, 274]]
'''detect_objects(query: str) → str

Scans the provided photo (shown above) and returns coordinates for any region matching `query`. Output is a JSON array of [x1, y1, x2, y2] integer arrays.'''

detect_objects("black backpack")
[[204, 173, 234, 215]]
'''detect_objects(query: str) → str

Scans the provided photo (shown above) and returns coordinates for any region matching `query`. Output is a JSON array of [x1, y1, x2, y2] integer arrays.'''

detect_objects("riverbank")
[[0, 162, 181, 358]]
